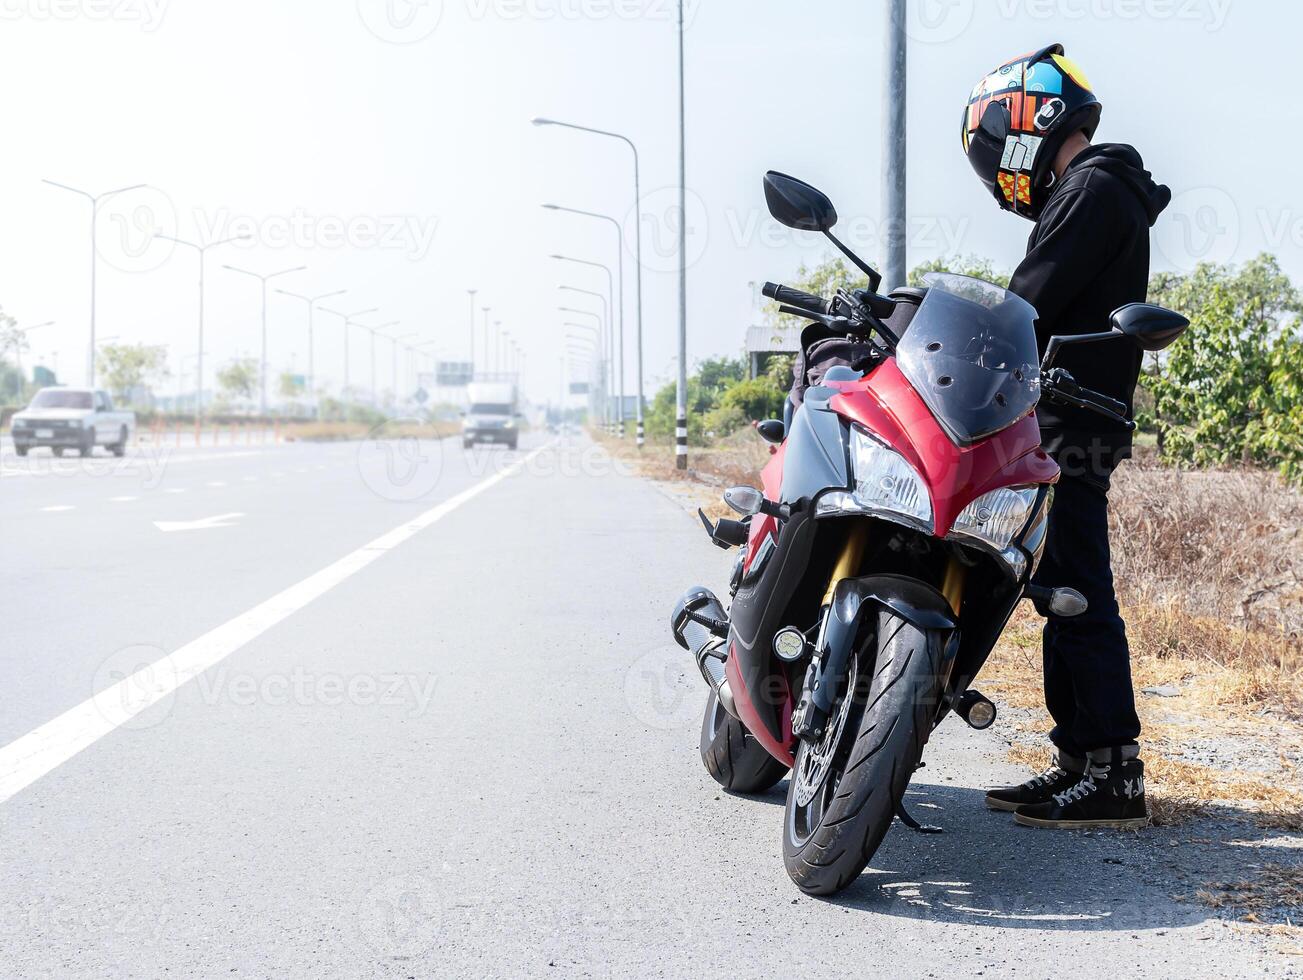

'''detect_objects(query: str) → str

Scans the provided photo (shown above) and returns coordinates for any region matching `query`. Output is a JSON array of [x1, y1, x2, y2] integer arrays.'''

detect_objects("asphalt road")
[[0, 433, 1291, 977]]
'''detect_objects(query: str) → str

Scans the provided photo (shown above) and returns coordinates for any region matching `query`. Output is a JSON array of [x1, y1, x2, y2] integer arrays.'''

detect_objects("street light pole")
[[42, 179, 146, 386], [542, 204, 625, 438], [675, 0, 688, 469], [480, 307, 491, 379], [883, 0, 907, 291], [531, 117, 646, 447], [466, 289, 477, 371], [277, 288, 348, 418], [223, 263, 307, 415], [560, 307, 609, 432], [320, 306, 379, 399], [155, 233, 249, 423]]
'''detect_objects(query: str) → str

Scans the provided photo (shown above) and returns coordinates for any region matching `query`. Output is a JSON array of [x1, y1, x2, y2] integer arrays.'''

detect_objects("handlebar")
[[1042, 368, 1134, 429], [763, 281, 830, 315]]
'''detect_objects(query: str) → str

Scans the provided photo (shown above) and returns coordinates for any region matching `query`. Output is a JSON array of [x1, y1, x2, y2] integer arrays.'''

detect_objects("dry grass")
[[282, 420, 458, 443], [1196, 865, 1303, 925], [612, 428, 1303, 829]]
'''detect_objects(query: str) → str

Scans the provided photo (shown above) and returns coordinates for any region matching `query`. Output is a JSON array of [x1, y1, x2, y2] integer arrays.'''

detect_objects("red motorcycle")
[[671, 172, 1188, 896]]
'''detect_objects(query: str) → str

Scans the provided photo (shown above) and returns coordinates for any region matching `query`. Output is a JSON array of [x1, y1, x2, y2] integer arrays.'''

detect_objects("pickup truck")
[[8, 387, 136, 457]]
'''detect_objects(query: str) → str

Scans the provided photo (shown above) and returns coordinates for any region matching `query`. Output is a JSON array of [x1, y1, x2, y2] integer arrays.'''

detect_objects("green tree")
[[216, 357, 259, 404], [99, 343, 169, 404], [0, 308, 24, 403], [1144, 254, 1303, 479], [908, 254, 1011, 289]]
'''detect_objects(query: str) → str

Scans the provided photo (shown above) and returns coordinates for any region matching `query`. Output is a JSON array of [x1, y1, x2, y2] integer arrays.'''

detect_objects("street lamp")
[[10, 321, 53, 396], [532, 119, 646, 446], [42, 179, 146, 386], [466, 289, 478, 369], [277, 288, 348, 418], [559, 306, 610, 432], [390, 332, 417, 404], [155, 232, 250, 423], [223, 263, 307, 415], [542, 204, 626, 437], [357, 319, 399, 408], [320, 306, 379, 398]]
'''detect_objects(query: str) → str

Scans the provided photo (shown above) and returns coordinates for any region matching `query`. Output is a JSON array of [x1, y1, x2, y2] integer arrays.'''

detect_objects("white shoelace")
[[1052, 764, 1110, 805], [1029, 764, 1068, 789]]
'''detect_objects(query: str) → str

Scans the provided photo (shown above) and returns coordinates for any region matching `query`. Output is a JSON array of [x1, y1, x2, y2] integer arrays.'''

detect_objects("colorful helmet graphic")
[[961, 44, 1102, 220]]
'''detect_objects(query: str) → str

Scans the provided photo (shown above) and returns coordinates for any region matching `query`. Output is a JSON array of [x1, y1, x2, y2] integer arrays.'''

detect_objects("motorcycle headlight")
[[948, 486, 1038, 553], [817, 426, 933, 532]]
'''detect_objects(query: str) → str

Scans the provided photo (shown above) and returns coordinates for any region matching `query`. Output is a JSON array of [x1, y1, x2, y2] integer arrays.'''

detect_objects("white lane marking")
[[0, 443, 550, 805], [0, 450, 270, 479], [109, 496, 139, 503], [153, 512, 245, 533], [164, 488, 186, 494], [206, 481, 228, 488], [242, 476, 258, 482], [41, 505, 75, 513]]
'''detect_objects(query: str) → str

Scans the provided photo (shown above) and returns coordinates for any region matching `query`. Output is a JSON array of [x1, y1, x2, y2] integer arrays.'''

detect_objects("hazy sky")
[[1, 0, 1293, 405]]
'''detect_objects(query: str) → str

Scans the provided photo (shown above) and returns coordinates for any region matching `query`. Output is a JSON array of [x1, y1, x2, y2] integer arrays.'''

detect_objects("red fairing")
[[828, 359, 1059, 535], [726, 646, 794, 767], [742, 441, 786, 574]]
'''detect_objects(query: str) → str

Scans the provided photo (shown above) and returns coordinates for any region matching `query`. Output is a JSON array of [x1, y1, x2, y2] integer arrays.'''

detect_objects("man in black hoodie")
[[961, 44, 1170, 828]]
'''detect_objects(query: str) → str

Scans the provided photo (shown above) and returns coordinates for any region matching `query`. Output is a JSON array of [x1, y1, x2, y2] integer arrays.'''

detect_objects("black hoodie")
[[1008, 143, 1170, 481]]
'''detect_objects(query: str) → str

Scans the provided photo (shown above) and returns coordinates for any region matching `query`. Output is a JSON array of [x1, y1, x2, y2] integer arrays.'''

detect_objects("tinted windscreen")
[[30, 390, 93, 409], [469, 403, 512, 415], [896, 273, 1040, 444]]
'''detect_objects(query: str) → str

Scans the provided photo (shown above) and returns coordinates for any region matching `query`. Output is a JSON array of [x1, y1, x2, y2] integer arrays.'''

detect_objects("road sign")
[[569, 382, 590, 395], [436, 361, 474, 387], [412, 387, 429, 405]]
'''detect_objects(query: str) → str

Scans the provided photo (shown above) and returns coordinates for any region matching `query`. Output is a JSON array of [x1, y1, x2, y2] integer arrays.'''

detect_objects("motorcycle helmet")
[[961, 43, 1101, 220]]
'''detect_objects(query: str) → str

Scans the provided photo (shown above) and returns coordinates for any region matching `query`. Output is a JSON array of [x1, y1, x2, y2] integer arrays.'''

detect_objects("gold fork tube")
[[821, 522, 871, 607], [940, 555, 967, 616]]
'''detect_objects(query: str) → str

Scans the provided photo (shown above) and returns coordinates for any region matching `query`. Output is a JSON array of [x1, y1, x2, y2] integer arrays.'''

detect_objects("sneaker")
[[1013, 747, 1149, 829], [985, 752, 1085, 812]]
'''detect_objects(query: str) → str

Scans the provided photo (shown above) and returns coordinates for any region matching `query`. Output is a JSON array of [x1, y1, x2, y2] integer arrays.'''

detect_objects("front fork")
[[793, 522, 965, 739]]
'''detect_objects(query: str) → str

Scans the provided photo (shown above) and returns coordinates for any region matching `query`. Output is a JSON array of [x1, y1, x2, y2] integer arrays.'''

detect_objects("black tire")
[[699, 688, 789, 794], [79, 428, 95, 457], [15, 445, 28, 457], [462, 439, 474, 450], [782, 609, 946, 896], [110, 426, 127, 457], [507, 437, 518, 451]]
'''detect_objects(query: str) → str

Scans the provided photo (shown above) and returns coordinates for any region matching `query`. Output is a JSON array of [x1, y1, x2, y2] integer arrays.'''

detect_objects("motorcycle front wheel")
[[699, 688, 789, 794], [782, 608, 946, 896]]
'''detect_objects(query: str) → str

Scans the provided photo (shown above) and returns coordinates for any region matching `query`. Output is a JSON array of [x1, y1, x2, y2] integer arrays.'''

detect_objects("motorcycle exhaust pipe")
[[670, 586, 737, 717]]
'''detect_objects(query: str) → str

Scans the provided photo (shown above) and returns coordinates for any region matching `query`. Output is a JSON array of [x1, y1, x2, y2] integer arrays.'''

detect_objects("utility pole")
[[675, 0, 688, 469], [883, 0, 907, 291]]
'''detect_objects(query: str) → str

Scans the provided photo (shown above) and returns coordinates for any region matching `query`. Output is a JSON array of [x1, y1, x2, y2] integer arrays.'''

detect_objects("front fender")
[[794, 574, 957, 737]]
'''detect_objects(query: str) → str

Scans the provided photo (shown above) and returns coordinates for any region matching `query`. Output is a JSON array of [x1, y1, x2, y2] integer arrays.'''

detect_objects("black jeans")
[[1032, 474, 1141, 755]]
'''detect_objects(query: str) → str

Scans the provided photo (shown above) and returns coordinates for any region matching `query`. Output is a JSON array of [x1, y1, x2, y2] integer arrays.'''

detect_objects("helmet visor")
[[967, 100, 1011, 199]]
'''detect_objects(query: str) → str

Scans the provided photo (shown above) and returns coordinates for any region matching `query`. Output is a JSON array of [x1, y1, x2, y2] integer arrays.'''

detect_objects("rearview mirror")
[[1109, 303, 1190, 352], [763, 171, 838, 232]]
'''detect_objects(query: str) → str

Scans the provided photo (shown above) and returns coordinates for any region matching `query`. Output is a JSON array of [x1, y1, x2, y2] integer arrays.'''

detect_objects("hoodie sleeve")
[[1009, 185, 1114, 346]]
